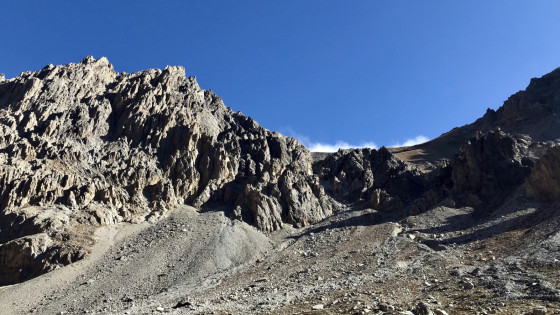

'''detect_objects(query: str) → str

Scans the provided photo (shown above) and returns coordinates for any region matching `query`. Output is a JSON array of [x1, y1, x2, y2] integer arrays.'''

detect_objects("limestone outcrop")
[[0, 57, 335, 284]]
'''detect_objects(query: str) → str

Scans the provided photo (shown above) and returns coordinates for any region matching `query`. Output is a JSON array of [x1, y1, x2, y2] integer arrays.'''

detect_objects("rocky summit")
[[0, 57, 334, 285], [1, 58, 560, 314]]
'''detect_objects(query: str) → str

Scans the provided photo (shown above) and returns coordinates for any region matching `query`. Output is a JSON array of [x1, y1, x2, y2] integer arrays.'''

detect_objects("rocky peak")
[[0, 57, 335, 284], [472, 68, 560, 142], [393, 67, 560, 164]]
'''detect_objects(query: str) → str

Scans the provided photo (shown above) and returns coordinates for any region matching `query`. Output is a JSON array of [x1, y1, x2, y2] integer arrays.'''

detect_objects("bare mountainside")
[[1, 58, 560, 314], [0, 57, 334, 285], [391, 68, 560, 166]]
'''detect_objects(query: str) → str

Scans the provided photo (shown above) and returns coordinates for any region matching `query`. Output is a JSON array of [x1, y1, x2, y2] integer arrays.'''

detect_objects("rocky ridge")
[[391, 67, 560, 164], [0, 57, 334, 284], [311, 127, 560, 217]]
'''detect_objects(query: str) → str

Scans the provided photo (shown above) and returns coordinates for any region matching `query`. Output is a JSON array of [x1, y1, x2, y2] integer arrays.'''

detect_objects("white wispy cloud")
[[307, 141, 378, 152], [391, 135, 429, 148], [279, 127, 377, 152]]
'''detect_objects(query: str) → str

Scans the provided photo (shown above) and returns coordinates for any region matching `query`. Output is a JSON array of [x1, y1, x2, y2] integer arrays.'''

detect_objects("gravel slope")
[[0, 206, 272, 315], [1, 200, 560, 315]]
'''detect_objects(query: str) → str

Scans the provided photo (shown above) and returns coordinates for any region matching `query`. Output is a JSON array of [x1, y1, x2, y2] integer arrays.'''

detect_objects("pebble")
[[379, 303, 395, 312], [462, 278, 475, 289], [312, 304, 324, 310], [413, 302, 433, 315], [532, 306, 546, 315]]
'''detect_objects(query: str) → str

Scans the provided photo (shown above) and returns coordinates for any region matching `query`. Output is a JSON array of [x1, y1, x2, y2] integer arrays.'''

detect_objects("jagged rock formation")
[[392, 67, 560, 164], [447, 130, 534, 208], [313, 147, 427, 211], [0, 57, 334, 284], [423, 130, 560, 210], [313, 129, 556, 215], [316, 68, 560, 213], [482, 68, 560, 141], [389, 68, 560, 212]]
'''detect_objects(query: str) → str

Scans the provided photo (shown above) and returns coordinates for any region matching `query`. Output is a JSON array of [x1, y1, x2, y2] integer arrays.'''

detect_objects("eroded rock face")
[[0, 233, 53, 284], [450, 130, 533, 207], [0, 57, 334, 284], [0, 205, 94, 285], [425, 130, 536, 209], [525, 146, 560, 202], [313, 147, 427, 211]]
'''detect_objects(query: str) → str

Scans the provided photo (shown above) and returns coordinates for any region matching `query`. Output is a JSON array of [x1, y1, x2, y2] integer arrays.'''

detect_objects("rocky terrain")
[[0, 57, 333, 285], [312, 147, 427, 211], [1, 58, 560, 314]]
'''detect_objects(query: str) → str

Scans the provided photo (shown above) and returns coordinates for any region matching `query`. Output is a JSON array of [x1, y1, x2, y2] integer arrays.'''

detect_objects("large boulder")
[[525, 145, 560, 202]]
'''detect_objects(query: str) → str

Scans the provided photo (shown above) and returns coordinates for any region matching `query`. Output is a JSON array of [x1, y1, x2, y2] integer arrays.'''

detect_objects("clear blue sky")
[[2, 1, 560, 150]]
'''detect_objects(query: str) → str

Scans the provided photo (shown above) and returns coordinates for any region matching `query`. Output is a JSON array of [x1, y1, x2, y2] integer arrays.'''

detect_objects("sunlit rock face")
[[0, 57, 335, 284]]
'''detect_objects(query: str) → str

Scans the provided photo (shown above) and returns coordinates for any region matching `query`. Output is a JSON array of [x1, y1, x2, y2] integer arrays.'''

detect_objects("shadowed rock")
[[423, 130, 541, 211], [525, 145, 560, 201], [313, 147, 427, 211]]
